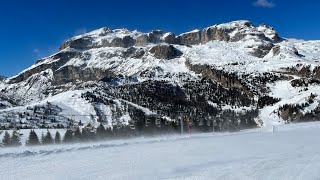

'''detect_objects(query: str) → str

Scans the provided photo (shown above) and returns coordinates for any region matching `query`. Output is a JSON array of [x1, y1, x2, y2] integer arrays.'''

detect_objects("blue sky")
[[1, 0, 320, 77]]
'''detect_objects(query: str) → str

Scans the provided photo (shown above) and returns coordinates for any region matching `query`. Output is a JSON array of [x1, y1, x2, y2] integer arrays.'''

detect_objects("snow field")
[[1, 122, 320, 180]]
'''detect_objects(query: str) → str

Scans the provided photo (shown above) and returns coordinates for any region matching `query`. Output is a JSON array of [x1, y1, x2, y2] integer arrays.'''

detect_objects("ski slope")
[[1, 122, 320, 180]]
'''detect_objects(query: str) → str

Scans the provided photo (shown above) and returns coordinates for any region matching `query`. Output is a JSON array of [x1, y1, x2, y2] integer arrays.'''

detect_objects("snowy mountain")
[[0, 20, 320, 133]]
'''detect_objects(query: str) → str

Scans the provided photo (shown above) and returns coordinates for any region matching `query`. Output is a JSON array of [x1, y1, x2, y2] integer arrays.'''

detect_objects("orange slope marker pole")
[[185, 115, 191, 133]]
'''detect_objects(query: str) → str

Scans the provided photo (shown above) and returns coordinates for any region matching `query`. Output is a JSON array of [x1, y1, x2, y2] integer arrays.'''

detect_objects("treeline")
[[0, 130, 21, 147], [0, 130, 62, 147], [1, 122, 158, 148], [0, 106, 260, 148]]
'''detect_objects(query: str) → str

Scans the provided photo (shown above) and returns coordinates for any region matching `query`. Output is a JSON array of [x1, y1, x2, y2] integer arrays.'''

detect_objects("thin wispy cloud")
[[74, 28, 87, 36], [33, 47, 58, 59], [253, 0, 275, 8], [33, 48, 41, 58]]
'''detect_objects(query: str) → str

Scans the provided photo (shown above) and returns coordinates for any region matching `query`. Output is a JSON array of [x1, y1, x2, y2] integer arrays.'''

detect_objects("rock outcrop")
[[272, 45, 281, 56], [136, 30, 166, 46], [59, 37, 95, 50], [177, 30, 202, 45], [109, 36, 136, 48], [9, 51, 82, 84], [251, 43, 274, 58], [162, 33, 177, 44], [149, 44, 182, 59], [201, 26, 233, 42], [52, 66, 116, 85], [313, 66, 320, 79], [176, 20, 280, 47]]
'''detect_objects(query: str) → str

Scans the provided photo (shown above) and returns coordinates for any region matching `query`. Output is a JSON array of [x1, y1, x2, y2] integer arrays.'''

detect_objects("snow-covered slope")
[[1, 20, 320, 132], [1, 122, 320, 180]]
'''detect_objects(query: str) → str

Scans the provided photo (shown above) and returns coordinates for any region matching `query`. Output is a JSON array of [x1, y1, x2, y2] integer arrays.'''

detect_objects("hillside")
[[0, 20, 320, 134]]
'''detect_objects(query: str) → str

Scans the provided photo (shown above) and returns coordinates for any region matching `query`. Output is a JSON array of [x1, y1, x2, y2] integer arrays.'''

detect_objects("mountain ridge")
[[0, 20, 320, 133]]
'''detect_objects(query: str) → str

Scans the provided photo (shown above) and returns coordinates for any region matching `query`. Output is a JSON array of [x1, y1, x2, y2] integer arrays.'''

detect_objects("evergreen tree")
[[105, 127, 114, 139], [10, 130, 21, 147], [54, 131, 61, 144], [80, 128, 90, 142], [1, 131, 11, 147], [42, 130, 53, 145], [63, 129, 73, 143], [96, 124, 106, 139], [73, 127, 82, 142], [26, 130, 40, 146]]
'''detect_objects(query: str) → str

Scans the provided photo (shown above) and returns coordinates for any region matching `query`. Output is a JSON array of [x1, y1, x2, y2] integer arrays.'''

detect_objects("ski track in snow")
[[1, 122, 320, 180]]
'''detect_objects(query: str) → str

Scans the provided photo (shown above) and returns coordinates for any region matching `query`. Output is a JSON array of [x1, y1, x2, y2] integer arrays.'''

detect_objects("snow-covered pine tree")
[[96, 123, 106, 139], [42, 130, 54, 145], [10, 130, 22, 147], [73, 127, 82, 142], [63, 129, 74, 143], [1, 131, 11, 147], [54, 131, 61, 144], [26, 130, 40, 146], [80, 128, 90, 142]]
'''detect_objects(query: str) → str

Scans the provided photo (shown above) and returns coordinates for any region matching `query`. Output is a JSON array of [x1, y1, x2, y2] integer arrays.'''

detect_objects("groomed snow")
[[1, 122, 320, 180]]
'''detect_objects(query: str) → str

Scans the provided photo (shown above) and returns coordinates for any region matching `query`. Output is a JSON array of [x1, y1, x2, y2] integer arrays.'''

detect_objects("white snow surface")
[[1, 122, 320, 180]]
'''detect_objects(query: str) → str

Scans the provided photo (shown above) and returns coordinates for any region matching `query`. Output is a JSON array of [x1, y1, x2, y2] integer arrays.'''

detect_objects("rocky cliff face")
[[0, 20, 320, 133], [8, 21, 281, 85], [149, 44, 182, 59]]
